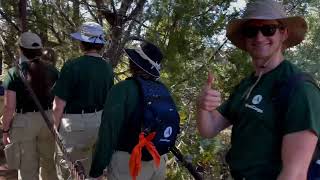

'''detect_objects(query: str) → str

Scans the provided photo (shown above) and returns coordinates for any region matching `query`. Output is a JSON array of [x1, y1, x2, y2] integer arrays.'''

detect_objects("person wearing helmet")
[[52, 22, 114, 179]]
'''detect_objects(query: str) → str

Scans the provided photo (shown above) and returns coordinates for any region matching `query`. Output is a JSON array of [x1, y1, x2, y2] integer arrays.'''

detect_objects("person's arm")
[[196, 73, 231, 138], [89, 82, 130, 178], [52, 96, 66, 130], [277, 130, 318, 180], [196, 110, 231, 138], [51, 63, 73, 130], [278, 82, 320, 180], [2, 90, 16, 145]]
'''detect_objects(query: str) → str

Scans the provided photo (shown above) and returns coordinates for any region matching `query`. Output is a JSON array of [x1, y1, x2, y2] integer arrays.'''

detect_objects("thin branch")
[[171, 39, 228, 89], [81, 0, 100, 23], [48, 24, 63, 44], [52, 2, 76, 28], [126, 0, 147, 21], [0, 9, 21, 32], [192, 5, 215, 18], [110, 0, 117, 14], [115, 70, 130, 75], [118, 0, 133, 16], [0, 34, 17, 65]]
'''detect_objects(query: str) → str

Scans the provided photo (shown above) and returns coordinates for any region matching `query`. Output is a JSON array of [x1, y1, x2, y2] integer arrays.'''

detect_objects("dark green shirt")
[[3, 62, 59, 111], [218, 60, 320, 178], [90, 79, 139, 178], [53, 55, 114, 112]]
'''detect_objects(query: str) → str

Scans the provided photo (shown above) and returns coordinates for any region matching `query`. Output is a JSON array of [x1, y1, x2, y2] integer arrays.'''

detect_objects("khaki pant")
[[106, 151, 167, 180], [8, 111, 58, 180], [55, 111, 102, 180]]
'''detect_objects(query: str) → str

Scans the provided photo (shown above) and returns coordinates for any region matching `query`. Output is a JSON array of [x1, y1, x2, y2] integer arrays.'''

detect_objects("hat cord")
[[134, 47, 161, 73], [243, 58, 273, 100]]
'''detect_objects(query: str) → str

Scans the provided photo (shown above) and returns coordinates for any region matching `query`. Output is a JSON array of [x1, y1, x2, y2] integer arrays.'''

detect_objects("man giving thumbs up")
[[196, 72, 230, 138], [196, 1, 320, 179]]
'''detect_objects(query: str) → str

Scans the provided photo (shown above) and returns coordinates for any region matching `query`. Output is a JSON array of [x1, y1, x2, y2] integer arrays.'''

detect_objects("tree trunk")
[[98, 0, 147, 67], [19, 0, 27, 32], [72, 0, 80, 26], [95, 0, 104, 25]]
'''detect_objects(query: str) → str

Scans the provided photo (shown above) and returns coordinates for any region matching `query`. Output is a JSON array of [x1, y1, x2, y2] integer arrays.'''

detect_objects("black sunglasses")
[[242, 24, 284, 38]]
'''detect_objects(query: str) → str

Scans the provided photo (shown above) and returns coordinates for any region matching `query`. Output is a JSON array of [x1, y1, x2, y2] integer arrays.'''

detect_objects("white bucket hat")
[[18, 32, 43, 49], [70, 22, 106, 44], [226, 0, 307, 50]]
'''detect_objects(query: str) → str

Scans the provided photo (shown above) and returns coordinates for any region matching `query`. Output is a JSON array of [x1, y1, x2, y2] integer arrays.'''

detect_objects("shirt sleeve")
[[52, 63, 74, 101], [283, 82, 320, 136], [89, 82, 131, 178], [3, 69, 18, 91]]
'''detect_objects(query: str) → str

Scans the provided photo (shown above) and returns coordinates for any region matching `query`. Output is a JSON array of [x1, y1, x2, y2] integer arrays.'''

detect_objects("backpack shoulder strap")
[[274, 72, 320, 160], [274, 72, 318, 117]]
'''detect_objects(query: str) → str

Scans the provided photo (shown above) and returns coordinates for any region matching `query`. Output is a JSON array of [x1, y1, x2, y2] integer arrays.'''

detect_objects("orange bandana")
[[129, 132, 160, 180]]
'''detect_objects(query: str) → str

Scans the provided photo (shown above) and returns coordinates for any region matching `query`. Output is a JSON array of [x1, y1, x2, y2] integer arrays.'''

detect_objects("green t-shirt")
[[53, 55, 114, 112], [3, 62, 59, 111], [90, 79, 139, 178], [218, 60, 320, 178]]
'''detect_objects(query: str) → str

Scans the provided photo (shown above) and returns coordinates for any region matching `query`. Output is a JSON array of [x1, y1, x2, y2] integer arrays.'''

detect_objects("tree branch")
[[77, 0, 99, 23], [19, 0, 27, 32], [126, 0, 147, 21], [110, 0, 117, 14], [48, 24, 63, 44], [0, 9, 21, 32], [53, 1, 76, 28]]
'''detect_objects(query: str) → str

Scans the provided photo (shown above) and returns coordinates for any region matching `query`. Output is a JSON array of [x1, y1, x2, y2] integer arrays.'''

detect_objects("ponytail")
[[26, 59, 52, 99], [20, 47, 54, 101]]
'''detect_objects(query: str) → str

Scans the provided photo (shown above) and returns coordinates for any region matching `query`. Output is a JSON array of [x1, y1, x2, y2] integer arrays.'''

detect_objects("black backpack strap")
[[274, 73, 318, 120]]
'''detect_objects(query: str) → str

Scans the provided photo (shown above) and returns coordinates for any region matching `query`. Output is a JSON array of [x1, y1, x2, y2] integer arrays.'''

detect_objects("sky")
[[229, 0, 246, 13]]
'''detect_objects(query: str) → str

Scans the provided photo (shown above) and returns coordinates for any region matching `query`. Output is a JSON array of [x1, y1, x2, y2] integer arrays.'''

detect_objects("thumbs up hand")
[[197, 72, 221, 111]]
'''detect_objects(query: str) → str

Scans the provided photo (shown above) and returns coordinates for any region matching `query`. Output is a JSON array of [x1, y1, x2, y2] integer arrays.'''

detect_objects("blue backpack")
[[273, 72, 320, 180], [133, 77, 180, 161]]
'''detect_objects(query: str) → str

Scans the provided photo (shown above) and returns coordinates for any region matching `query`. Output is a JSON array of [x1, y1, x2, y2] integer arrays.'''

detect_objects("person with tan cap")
[[52, 22, 114, 179], [196, 0, 320, 179], [1, 32, 59, 180]]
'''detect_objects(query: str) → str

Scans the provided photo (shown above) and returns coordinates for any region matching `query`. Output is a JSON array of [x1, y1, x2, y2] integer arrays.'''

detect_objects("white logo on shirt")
[[252, 95, 263, 105], [163, 126, 172, 138]]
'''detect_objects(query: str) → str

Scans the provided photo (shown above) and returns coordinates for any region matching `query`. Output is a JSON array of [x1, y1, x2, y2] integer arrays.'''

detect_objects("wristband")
[[2, 129, 10, 133]]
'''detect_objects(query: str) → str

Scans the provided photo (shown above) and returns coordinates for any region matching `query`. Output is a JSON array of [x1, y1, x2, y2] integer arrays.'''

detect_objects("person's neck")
[[253, 53, 284, 76], [84, 50, 101, 57], [19, 54, 29, 64]]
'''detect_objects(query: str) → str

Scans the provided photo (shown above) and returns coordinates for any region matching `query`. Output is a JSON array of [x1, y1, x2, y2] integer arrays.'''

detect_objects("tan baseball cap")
[[18, 32, 43, 49]]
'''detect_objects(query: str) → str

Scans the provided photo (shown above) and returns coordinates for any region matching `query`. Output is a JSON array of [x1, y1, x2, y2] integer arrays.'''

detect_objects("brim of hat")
[[226, 16, 308, 50], [70, 32, 106, 44], [124, 48, 160, 78]]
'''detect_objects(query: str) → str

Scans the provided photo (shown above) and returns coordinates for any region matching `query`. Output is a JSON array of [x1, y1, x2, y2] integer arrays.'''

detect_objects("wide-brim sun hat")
[[18, 32, 43, 49], [226, 0, 308, 50], [70, 22, 106, 44], [124, 42, 163, 78]]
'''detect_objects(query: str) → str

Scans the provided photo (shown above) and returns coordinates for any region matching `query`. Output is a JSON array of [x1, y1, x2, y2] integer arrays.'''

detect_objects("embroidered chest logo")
[[252, 95, 263, 105], [245, 94, 264, 113], [163, 126, 172, 138]]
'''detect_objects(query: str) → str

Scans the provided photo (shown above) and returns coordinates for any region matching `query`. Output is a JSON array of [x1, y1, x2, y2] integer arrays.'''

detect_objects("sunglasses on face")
[[241, 24, 284, 38]]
